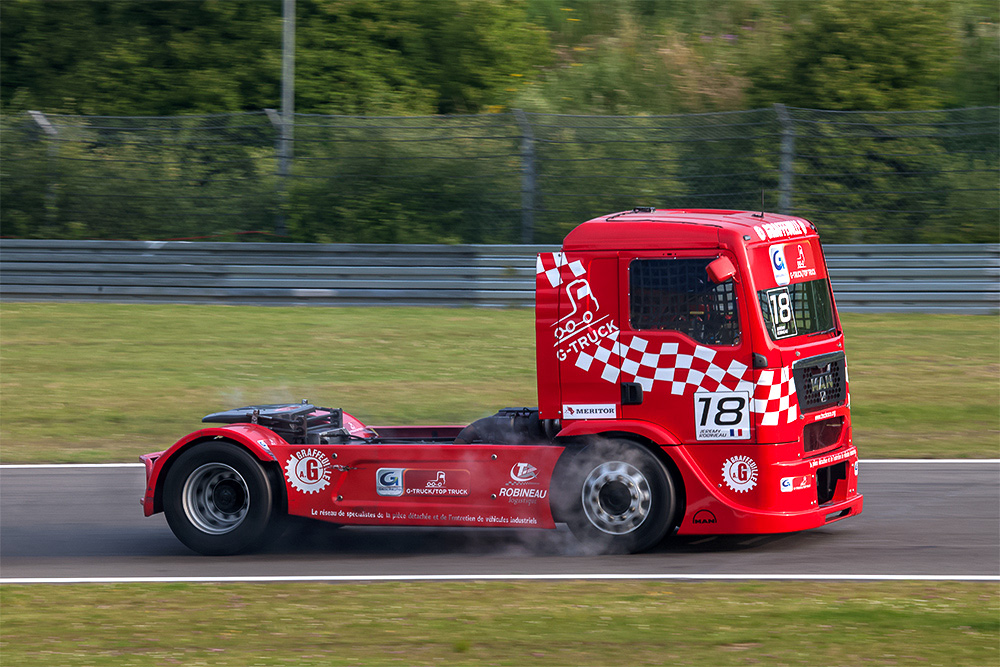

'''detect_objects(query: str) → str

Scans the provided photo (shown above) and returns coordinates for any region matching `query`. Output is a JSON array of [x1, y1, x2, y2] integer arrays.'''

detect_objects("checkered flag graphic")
[[754, 367, 798, 425], [536, 252, 585, 289], [573, 333, 798, 425]]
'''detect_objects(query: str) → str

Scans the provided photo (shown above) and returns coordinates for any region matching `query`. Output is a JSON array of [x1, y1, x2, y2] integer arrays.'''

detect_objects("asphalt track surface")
[[1, 462, 997, 582]]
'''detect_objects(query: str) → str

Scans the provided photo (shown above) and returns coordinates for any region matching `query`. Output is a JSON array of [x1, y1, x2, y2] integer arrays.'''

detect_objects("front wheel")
[[554, 439, 676, 554], [163, 441, 277, 555]]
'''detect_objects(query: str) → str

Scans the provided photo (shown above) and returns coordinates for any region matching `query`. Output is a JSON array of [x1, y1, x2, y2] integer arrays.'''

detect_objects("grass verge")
[[1, 303, 997, 462], [1, 581, 997, 666]]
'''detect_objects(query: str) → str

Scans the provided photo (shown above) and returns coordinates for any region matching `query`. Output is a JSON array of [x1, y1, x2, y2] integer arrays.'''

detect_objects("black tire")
[[553, 438, 676, 554], [163, 441, 277, 556]]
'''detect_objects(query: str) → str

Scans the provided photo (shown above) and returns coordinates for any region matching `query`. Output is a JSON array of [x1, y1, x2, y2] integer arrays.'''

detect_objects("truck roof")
[[563, 208, 817, 251]]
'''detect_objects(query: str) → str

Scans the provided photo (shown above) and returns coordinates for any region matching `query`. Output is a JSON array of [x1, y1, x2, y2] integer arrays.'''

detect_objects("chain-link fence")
[[2, 106, 997, 244]]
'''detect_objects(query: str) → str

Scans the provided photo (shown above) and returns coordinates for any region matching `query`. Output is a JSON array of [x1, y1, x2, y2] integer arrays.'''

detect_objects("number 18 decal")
[[763, 286, 798, 339], [695, 391, 751, 441]]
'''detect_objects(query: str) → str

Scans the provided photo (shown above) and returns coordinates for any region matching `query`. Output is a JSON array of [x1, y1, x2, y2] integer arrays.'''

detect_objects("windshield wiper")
[[807, 327, 837, 337]]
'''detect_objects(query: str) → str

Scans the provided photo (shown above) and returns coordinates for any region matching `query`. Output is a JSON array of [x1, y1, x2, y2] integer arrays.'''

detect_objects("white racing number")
[[763, 286, 798, 339], [695, 390, 751, 440]]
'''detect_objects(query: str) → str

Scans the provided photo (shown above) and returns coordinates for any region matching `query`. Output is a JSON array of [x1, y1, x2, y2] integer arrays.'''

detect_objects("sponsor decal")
[[498, 487, 548, 499], [384, 511, 539, 526], [501, 462, 549, 504], [536, 252, 621, 366], [285, 448, 333, 494], [808, 447, 857, 469], [853, 460, 859, 477], [403, 469, 470, 496], [562, 403, 617, 419], [722, 455, 759, 493], [758, 219, 809, 240], [813, 410, 837, 421], [753, 226, 767, 241], [695, 391, 751, 441], [555, 321, 620, 360], [376, 468, 404, 497], [510, 462, 538, 482], [769, 245, 790, 286], [691, 509, 718, 525], [780, 475, 812, 492], [787, 241, 818, 281], [256, 439, 272, 453]]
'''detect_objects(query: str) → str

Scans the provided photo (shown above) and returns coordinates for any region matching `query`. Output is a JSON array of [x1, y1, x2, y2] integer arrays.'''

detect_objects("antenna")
[[752, 189, 765, 218]]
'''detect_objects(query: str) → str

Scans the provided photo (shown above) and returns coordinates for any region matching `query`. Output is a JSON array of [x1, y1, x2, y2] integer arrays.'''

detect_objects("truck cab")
[[536, 208, 860, 535]]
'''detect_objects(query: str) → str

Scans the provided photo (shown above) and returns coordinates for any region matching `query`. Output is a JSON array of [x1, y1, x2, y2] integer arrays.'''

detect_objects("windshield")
[[758, 278, 836, 341]]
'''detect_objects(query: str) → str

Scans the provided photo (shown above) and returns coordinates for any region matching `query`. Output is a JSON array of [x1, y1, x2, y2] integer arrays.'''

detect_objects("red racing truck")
[[142, 208, 862, 555]]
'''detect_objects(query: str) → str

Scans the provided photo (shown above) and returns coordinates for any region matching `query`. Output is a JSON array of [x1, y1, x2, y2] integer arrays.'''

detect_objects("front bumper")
[[673, 442, 863, 535]]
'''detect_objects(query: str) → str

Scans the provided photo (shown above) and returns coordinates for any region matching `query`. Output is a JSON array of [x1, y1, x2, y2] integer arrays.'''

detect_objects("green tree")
[[1, 0, 282, 115], [294, 0, 549, 115], [1, 0, 549, 116], [748, 0, 955, 111]]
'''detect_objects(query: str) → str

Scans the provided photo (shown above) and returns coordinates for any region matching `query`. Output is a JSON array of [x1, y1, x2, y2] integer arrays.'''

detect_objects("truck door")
[[616, 251, 756, 444]]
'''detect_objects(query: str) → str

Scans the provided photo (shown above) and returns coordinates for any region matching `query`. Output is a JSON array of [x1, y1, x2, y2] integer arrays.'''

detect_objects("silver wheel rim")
[[182, 463, 249, 535], [581, 460, 652, 535]]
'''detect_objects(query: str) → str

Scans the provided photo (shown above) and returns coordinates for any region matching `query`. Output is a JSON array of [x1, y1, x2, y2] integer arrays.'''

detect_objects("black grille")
[[793, 352, 847, 413]]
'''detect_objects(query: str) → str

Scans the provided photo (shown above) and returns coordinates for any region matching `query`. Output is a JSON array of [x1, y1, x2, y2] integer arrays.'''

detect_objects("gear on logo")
[[285, 448, 332, 494], [721, 455, 758, 493]]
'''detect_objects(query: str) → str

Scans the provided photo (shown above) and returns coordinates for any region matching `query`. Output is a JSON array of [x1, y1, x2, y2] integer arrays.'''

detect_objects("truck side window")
[[629, 258, 740, 346]]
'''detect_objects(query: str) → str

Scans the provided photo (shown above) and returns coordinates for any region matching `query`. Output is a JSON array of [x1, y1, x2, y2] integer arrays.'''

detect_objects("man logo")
[[376, 467, 404, 496], [692, 509, 717, 525]]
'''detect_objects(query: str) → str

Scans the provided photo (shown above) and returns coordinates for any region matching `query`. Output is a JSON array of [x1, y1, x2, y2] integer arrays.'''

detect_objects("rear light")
[[803, 417, 843, 453]]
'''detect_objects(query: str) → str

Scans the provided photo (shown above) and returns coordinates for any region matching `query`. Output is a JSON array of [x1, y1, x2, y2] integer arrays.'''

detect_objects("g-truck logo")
[[376, 468, 404, 496], [769, 244, 790, 286]]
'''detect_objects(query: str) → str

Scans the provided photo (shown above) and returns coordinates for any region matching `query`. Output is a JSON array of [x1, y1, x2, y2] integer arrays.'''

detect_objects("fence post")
[[773, 103, 795, 214], [28, 110, 59, 228], [264, 108, 289, 236], [512, 109, 537, 244]]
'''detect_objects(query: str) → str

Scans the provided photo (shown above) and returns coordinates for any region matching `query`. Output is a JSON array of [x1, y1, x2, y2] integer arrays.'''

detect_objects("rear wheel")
[[163, 441, 277, 555], [555, 438, 676, 554]]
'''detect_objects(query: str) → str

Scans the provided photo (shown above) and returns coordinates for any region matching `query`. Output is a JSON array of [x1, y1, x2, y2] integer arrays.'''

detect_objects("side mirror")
[[706, 256, 737, 284]]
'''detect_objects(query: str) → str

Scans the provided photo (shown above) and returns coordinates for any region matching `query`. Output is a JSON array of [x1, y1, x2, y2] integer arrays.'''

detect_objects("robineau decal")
[[498, 461, 548, 505]]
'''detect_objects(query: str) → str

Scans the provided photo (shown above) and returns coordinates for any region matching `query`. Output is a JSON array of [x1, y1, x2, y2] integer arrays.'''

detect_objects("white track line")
[[2, 460, 998, 470], [1, 574, 997, 585]]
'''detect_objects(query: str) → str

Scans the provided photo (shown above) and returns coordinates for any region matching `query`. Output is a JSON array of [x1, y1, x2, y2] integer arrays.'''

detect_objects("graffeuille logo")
[[285, 448, 332, 494], [722, 455, 759, 493]]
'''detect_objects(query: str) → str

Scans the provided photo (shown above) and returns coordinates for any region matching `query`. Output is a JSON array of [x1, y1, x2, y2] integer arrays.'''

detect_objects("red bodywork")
[[143, 209, 862, 538]]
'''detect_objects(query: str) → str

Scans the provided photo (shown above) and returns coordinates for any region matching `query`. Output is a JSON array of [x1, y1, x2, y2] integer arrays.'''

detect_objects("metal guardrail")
[[1, 240, 997, 313]]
